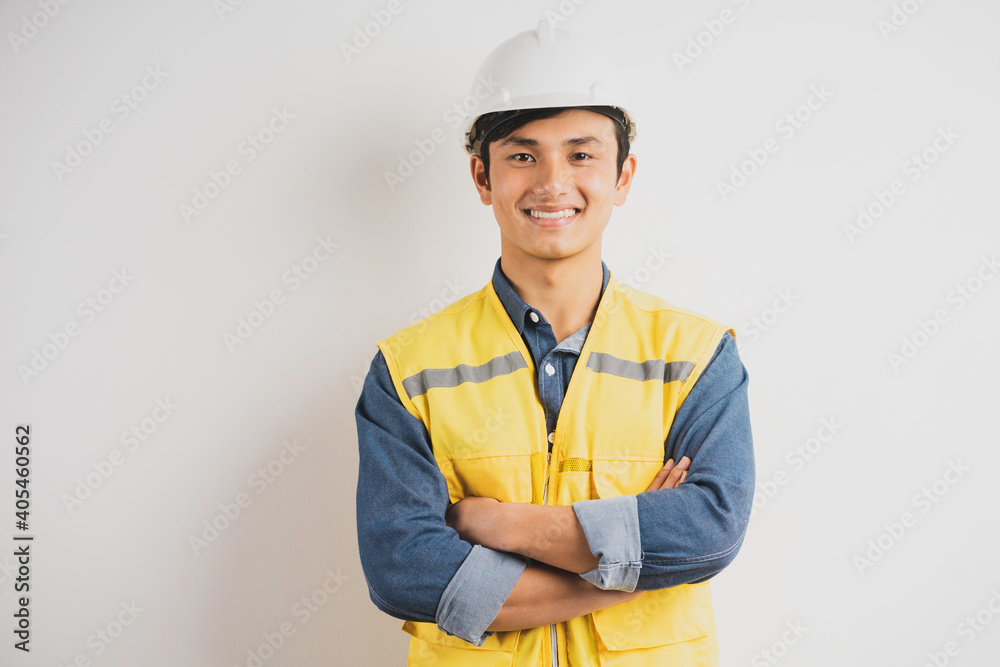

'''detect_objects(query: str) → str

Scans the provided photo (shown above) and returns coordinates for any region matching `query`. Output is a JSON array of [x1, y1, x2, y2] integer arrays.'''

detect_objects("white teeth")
[[529, 208, 578, 219]]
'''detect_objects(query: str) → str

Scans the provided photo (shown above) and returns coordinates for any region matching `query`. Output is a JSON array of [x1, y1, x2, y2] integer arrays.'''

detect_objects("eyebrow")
[[498, 135, 604, 149]]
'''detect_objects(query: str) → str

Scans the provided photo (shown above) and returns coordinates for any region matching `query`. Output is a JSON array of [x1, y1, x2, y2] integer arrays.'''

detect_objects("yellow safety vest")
[[376, 271, 734, 667]]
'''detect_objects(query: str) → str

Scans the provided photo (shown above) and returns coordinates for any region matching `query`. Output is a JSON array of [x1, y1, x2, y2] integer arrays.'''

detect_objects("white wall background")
[[1, 0, 998, 664]]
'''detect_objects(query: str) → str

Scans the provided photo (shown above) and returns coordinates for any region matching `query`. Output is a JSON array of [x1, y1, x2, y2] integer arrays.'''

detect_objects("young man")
[[356, 23, 755, 666]]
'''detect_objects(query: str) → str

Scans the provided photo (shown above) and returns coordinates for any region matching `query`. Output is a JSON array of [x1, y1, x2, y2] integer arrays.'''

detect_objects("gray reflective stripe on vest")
[[401, 351, 529, 400], [585, 352, 694, 383]]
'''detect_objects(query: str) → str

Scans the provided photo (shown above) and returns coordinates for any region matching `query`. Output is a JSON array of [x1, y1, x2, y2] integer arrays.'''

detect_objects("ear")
[[470, 155, 492, 205], [613, 153, 637, 206]]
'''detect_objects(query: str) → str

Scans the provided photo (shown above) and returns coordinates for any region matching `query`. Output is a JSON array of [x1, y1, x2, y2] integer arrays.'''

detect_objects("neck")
[[500, 243, 604, 344]]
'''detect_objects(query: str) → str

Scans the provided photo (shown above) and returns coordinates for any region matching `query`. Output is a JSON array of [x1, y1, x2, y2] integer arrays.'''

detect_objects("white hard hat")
[[462, 21, 637, 156]]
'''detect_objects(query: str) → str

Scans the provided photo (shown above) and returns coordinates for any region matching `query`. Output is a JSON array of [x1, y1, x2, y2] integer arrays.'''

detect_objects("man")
[[356, 22, 755, 666]]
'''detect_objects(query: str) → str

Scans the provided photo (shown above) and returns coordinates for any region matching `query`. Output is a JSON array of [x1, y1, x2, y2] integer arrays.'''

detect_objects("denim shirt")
[[355, 257, 755, 646]]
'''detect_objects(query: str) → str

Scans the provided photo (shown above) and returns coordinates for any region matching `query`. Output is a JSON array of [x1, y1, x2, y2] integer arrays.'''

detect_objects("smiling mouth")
[[523, 208, 581, 227]]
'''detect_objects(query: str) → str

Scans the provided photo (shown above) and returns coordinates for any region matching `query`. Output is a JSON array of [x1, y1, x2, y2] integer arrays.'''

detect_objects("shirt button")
[[544, 363, 555, 376], [548, 432, 555, 443], [529, 311, 539, 323]]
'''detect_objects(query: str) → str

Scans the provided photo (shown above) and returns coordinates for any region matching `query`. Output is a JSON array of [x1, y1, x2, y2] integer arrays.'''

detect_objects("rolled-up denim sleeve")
[[572, 494, 642, 591], [436, 545, 526, 645], [355, 349, 524, 645]]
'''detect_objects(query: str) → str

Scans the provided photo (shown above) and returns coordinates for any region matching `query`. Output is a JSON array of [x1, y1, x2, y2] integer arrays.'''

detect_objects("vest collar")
[[486, 265, 624, 403], [490, 256, 611, 338]]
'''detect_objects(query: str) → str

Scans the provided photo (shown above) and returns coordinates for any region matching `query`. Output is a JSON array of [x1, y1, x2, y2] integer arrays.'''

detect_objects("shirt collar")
[[491, 257, 610, 336]]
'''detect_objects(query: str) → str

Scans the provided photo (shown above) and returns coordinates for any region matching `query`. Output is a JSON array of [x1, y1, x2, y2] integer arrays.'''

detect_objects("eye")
[[510, 153, 534, 162], [572, 152, 594, 160]]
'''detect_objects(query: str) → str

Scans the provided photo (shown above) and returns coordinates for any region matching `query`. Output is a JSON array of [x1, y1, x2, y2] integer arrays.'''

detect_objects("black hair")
[[478, 107, 630, 189]]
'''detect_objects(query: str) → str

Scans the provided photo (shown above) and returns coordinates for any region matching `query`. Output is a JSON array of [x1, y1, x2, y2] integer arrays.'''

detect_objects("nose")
[[532, 156, 570, 199]]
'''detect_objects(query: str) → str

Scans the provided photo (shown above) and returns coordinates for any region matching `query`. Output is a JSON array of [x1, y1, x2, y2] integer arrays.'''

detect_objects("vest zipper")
[[542, 452, 551, 502], [542, 452, 558, 667]]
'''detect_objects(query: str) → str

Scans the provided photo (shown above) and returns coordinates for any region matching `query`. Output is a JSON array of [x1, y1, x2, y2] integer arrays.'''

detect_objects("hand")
[[643, 456, 690, 492], [445, 496, 504, 550]]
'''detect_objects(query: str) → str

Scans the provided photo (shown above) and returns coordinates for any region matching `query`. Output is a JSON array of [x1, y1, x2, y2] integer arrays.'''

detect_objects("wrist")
[[495, 501, 528, 554], [505, 505, 588, 565]]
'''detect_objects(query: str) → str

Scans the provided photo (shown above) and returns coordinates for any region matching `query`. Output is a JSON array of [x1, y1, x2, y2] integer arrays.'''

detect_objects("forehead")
[[504, 108, 616, 143]]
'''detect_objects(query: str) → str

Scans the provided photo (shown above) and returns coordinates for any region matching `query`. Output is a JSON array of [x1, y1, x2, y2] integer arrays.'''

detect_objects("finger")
[[645, 459, 674, 492], [647, 460, 676, 491], [659, 456, 690, 490], [678, 470, 687, 485]]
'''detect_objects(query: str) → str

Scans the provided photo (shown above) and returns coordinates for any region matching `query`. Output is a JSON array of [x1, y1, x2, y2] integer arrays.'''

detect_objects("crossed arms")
[[355, 332, 754, 644], [446, 458, 691, 631]]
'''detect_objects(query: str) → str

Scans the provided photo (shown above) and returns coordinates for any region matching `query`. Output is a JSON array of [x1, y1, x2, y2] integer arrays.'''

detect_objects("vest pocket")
[[441, 454, 533, 504], [401, 621, 521, 666], [589, 583, 716, 664], [591, 459, 665, 498]]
